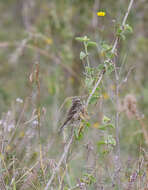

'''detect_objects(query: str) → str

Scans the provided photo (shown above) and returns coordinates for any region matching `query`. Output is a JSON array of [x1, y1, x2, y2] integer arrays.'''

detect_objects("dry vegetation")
[[0, 0, 148, 189]]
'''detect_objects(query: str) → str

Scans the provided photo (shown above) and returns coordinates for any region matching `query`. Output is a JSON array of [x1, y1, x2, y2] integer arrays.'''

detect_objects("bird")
[[59, 97, 85, 133]]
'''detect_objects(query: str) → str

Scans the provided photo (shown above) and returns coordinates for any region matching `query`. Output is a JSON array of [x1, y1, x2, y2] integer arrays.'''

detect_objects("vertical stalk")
[[35, 62, 45, 182], [111, 0, 134, 187], [84, 42, 90, 68], [115, 82, 120, 159], [114, 65, 121, 188]]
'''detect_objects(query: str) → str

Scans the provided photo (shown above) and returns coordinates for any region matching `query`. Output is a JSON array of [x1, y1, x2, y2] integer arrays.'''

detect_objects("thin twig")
[[35, 61, 46, 183], [112, 0, 134, 54], [86, 70, 104, 107], [58, 164, 67, 190], [118, 66, 135, 89], [6, 97, 29, 148], [122, 0, 134, 26], [114, 0, 135, 148], [16, 161, 39, 184]]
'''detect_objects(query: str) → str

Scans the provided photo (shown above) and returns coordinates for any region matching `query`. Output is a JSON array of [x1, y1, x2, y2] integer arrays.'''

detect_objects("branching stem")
[[44, 1, 134, 189]]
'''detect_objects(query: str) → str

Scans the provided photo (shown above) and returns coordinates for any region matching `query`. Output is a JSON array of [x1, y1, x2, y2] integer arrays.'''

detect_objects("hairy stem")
[[86, 70, 105, 107]]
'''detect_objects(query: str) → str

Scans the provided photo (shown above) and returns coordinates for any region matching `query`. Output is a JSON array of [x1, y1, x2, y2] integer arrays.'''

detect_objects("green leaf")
[[85, 122, 91, 127], [98, 64, 105, 71], [105, 62, 114, 74], [116, 27, 123, 35], [103, 115, 111, 123], [89, 95, 99, 105], [75, 35, 90, 42], [74, 127, 84, 140], [101, 43, 112, 51], [106, 51, 115, 59], [83, 173, 96, 184], [64, 186, 69, 190], [124, 24, 133, 33], [98, 125, 106, 130], [85, 67, 94, 75], [120, 33, 126, 40], [85, 77, 94, 88], [98, 123, 115, 130], [13, 181, 16, 190], [87, 41, 97, 47], [97, 140, 106, 146], [116, 24, 132, 40], [75, 37, 85, 42], [105, 123, 115, 128], [102, 149, 110, 155], [105, 135, 116, 146], [100, 42, 114, 59], [80, 51, 86, 60]]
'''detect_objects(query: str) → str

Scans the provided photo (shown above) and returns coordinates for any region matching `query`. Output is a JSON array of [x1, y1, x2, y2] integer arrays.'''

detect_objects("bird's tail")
[[58, 122, 67, 134]]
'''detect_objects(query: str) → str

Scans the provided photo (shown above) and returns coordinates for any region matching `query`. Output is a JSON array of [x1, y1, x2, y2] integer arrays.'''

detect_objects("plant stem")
[[86, 69, 105, 107], [84, 42, 90, 68], [44, 1, 135, 189], [112, 0, 134, 188]]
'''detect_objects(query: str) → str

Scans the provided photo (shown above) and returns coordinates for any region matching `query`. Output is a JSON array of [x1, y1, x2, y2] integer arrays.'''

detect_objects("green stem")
[[84, 42, 90, 68]]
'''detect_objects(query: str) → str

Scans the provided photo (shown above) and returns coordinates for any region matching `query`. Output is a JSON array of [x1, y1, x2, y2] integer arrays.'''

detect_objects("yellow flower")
[[93, 122, 100, 128], [100, 51, 105, 57], [6, 145, 11, 151], [19, 131, 25, 138], [97, 11, 106, 17], [45, 38, 53, 45], [103, 93, 109, 100]]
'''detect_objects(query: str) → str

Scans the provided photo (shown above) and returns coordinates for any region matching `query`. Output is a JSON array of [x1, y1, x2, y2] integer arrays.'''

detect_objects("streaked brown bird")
[[59, 97, 85, 133]]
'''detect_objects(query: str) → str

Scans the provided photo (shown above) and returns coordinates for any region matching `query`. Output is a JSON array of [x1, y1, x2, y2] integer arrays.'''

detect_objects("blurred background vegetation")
[[0, 0, 148, 189]]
